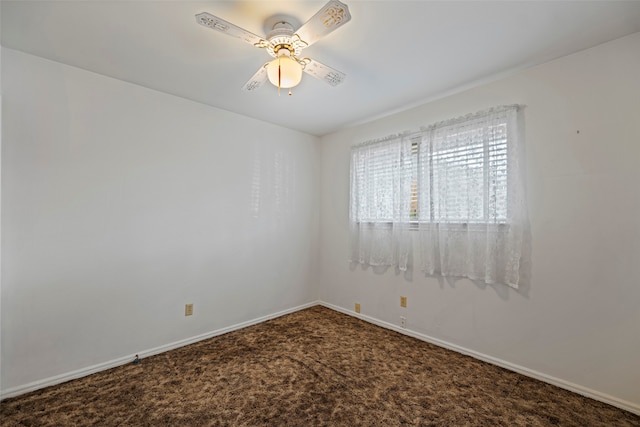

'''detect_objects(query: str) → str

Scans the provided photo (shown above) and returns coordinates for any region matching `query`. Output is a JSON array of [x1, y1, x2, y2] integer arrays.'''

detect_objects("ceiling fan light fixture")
[[266, 50, 302, 89]]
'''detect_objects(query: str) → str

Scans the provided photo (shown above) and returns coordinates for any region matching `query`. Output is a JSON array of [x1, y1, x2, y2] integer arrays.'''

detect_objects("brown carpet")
[[1, 306, 638, 426]]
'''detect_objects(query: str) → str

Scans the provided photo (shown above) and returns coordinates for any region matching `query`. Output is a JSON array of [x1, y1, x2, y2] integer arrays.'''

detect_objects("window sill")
[[355, 221, 510, 231]]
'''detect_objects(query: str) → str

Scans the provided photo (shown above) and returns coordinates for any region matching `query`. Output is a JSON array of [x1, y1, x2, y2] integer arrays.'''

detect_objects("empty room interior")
[[1, 0, 639, 425]]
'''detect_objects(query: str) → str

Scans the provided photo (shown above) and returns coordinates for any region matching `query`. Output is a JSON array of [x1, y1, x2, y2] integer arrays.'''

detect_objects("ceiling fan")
[[195, 0, 351, 95]]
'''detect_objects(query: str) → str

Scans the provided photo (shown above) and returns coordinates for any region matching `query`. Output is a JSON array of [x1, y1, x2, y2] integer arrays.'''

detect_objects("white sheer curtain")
[[349, 105, 525, 287], [417, 105, 524, 287], [349, 135, 413, 270]]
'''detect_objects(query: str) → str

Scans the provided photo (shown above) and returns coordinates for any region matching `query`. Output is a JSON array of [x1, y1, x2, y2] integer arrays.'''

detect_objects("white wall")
[[319, 33, 640, 410], [1, 48, 319, 392]]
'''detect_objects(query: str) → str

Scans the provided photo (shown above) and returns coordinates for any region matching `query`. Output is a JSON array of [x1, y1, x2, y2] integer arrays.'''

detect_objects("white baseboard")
[[4, 300, 638, 416], [0, 301, 319, 401], [318, 301, 640, 416]]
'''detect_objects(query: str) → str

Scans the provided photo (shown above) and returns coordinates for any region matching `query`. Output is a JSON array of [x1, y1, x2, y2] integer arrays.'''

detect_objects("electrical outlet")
[[400, 316, 407, 329], [355, 303, 361, 313], [400, 296, 407, 308], [185, 304, 193, 316]]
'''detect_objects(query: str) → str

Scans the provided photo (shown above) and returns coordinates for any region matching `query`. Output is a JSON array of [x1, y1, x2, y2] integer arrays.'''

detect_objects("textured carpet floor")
[[1, 306, 638, 426]]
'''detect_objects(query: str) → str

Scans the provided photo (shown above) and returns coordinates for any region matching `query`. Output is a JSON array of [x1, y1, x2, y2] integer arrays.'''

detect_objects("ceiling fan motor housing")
[[266, 21, 306, 58]]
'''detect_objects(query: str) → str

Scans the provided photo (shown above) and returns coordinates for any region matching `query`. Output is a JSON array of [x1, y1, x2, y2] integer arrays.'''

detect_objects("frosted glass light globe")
[[267, 55, 302, 89]]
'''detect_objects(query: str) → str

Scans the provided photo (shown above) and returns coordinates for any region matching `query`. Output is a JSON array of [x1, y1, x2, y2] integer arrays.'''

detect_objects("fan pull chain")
[[278, 57, 281, 96]]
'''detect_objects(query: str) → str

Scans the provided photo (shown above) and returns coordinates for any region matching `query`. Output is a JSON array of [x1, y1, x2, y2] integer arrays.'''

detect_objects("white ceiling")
[[2, 1, 640, 136]]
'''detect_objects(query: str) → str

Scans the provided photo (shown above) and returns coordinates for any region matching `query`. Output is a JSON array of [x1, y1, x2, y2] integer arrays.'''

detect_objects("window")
[[418, 113, 509, 224], [350, 105, 526, 288], [350, 135, 413, 223]]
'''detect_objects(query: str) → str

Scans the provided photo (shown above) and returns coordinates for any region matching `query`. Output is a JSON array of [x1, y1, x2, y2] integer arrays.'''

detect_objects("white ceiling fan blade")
[[294, 0, 351, 48], [196, 12, 267, 48], [302, 58, 346, 86], [242, 63, 269, 92]]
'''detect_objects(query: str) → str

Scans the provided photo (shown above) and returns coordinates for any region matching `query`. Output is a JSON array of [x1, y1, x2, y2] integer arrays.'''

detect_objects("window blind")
[[350, 135, 412, 223], [419, 113, 509, 224]]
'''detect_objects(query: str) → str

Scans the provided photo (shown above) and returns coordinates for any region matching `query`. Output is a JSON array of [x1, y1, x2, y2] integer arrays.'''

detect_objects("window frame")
[[351, 110, 513, 227]]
